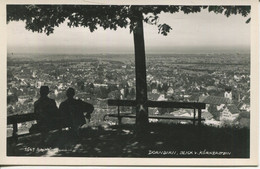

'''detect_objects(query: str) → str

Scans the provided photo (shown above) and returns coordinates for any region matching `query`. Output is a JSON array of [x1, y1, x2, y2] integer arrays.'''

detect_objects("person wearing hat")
[[34, 86, 59, 135], [59, 87, 94, 137]]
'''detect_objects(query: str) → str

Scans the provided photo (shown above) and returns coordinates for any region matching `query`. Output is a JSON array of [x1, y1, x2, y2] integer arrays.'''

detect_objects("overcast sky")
[[7, 8, 250, 54]]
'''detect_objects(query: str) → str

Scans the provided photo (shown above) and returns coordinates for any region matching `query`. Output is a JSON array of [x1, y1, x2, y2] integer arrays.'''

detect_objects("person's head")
[[40, 86, 50, 97], [66, 88, 75, 99]]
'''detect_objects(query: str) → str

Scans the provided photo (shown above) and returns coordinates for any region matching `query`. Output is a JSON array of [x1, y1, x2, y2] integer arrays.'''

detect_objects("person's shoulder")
[[77, 99, 93, 106], [76, 99, 88, 104], [60, 99, 68, 105], [47, 97, 56, 103], [34, 99, 40, 106], [76, 98, 83, 102]]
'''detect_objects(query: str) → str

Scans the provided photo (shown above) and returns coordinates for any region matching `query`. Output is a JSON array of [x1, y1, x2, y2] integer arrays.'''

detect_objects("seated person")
[[59, 88, 94, 135], [33, 86, 59, 131]]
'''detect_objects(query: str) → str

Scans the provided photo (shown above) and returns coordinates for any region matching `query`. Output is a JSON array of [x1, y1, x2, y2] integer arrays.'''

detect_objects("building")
[[199, 95, 240, 123], [166, 87, 174, 95], [224, 87, 232, 100], [157, 94, 167, 101], [220, 105, 240, 121]]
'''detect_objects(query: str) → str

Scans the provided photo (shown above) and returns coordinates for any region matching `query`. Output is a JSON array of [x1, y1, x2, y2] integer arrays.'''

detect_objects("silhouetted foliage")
[[7, 5, 250, 36]]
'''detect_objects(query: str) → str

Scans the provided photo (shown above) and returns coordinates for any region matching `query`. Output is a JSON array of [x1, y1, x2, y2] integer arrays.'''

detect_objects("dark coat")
[[59, 98, 94, 128], [34, 96, 59, 128]]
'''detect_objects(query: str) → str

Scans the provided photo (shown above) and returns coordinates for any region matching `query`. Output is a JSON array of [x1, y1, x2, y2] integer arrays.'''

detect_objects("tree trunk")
[[132, 10, 149, 136]]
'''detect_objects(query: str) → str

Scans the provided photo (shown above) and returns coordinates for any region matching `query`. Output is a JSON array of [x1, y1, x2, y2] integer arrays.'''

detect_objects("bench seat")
[[104, 113, 205, 122]]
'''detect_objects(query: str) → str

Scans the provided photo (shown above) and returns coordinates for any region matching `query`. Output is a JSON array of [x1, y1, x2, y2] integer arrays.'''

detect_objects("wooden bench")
[[7, 113, 68, 140], [104, 112, 205, 124], [106, 100, 206, 125]]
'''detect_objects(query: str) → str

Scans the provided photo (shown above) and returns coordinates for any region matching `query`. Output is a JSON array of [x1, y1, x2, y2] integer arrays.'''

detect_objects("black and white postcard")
[[0, 0, 258, 166]]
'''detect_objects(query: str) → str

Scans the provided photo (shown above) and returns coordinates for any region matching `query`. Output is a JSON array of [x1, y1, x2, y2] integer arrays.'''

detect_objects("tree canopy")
[[7, 5, 251, 36]]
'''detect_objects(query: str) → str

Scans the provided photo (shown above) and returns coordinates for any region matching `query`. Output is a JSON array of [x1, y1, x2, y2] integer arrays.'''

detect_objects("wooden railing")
[[7, 113, 36, 139], [7, 100, 206, 138], [106, 100, 206, 125]]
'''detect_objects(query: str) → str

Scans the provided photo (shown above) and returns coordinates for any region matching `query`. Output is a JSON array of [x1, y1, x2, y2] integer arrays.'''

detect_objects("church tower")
[[224, 86, 232, 100]]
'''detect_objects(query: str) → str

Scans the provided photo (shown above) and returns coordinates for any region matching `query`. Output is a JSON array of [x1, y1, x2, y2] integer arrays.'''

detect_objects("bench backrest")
[[107, 100, 206, 109]]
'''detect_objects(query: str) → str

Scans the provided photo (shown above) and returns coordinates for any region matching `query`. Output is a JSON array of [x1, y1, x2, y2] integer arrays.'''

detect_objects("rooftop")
[[199, 96, 232, 105]]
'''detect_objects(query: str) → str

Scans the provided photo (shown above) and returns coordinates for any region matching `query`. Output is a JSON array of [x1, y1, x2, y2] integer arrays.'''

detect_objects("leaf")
[[158, 23, 172, 36], [245, 18, 251, 24]]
